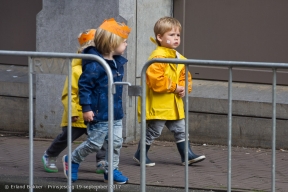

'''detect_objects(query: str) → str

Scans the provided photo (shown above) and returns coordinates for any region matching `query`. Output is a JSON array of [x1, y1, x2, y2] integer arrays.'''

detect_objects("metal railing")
[[139, 58, 288, 192], [1, 50, 287, 191], [0, 50, 123, 192]]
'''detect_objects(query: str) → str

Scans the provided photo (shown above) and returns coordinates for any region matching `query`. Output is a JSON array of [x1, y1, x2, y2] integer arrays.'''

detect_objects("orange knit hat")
[[77, 29, 96, 46], [99, 18, 131, 39]]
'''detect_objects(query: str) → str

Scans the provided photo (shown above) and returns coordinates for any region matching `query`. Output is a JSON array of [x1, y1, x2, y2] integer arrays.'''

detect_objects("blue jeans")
[[71, 120, 123, 170]]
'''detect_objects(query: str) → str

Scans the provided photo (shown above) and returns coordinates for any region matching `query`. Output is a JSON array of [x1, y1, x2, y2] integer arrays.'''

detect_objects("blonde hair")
[[154, 17, 182, 46], [94, 27, 125, 55], [77, 40, 95, 53]]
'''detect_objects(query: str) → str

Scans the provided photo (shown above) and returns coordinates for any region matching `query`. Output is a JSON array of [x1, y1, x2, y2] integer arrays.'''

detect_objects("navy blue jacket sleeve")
[[78, 61, 99, 112]]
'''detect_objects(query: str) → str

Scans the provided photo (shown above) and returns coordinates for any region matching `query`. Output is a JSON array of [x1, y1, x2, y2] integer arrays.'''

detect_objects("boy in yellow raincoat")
[[133, 17, 206, 166]]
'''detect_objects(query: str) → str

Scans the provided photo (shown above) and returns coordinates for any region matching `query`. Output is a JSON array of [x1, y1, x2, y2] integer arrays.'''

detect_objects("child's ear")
[[156, 34, 162, 43]]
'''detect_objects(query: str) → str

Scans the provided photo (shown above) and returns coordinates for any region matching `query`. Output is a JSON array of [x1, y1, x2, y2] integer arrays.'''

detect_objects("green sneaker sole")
[[42, 158, 58, 173], [96, 169, 105, 174]]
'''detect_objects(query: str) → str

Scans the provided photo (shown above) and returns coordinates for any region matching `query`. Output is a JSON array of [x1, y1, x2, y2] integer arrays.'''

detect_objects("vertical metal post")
[[67, 59, 72, 192], [183, 1, 188, 191], [184, 64, 189, 192], [140, 66, 148, 192], [28, 57, 34, 192], [108, 70, 114, 192], [271, 68, 276, 192], [227, 67, 233, 192]]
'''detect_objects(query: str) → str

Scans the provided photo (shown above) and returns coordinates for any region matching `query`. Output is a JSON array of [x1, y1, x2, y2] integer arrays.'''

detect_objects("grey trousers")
[[46, 126, 106, 164], [146, 119, 186, 145]]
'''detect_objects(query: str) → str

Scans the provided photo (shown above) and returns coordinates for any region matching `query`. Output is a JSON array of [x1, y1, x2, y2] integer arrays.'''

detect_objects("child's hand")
[[174, 85, 185, 98], [178, 89, 185, 97], [83, 111, 94, 122], [71, 116, 79, 122]]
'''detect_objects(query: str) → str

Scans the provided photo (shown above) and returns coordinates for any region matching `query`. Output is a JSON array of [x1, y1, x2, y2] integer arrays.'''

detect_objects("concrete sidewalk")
[[0, 136, 287, 192]]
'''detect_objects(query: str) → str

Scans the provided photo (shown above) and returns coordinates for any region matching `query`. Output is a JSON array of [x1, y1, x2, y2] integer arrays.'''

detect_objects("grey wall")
[[0, 65, 34, 134], [37, 0, 123, 53]]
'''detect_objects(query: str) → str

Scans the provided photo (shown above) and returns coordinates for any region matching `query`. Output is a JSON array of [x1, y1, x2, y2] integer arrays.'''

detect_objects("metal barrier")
[[0, 50, 126, 192], [139, 58, 288, 192], [1, 50, 287, 191]]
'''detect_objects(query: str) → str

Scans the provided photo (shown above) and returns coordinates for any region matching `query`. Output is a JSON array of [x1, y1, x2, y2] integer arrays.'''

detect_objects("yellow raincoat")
[[60, 58, 86, 128], [138, 39, 192, 121]]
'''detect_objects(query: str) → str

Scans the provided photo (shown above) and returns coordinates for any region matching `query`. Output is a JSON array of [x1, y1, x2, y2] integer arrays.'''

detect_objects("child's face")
[[114, 39, 128, 55], [157, 27, 180, 49]]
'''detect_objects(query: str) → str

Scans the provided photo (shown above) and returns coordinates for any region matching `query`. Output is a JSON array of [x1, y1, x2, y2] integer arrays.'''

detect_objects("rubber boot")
[[133, 141, 155, 167], [176, 141, 206, 165]]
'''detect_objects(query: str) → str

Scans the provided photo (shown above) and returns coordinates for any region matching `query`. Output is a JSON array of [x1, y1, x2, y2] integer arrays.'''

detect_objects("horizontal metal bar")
[[113, 82, 132, 86], [146, 58, 288, 69], [2, 50, 288, 69], [0, 50, 101, 60]]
